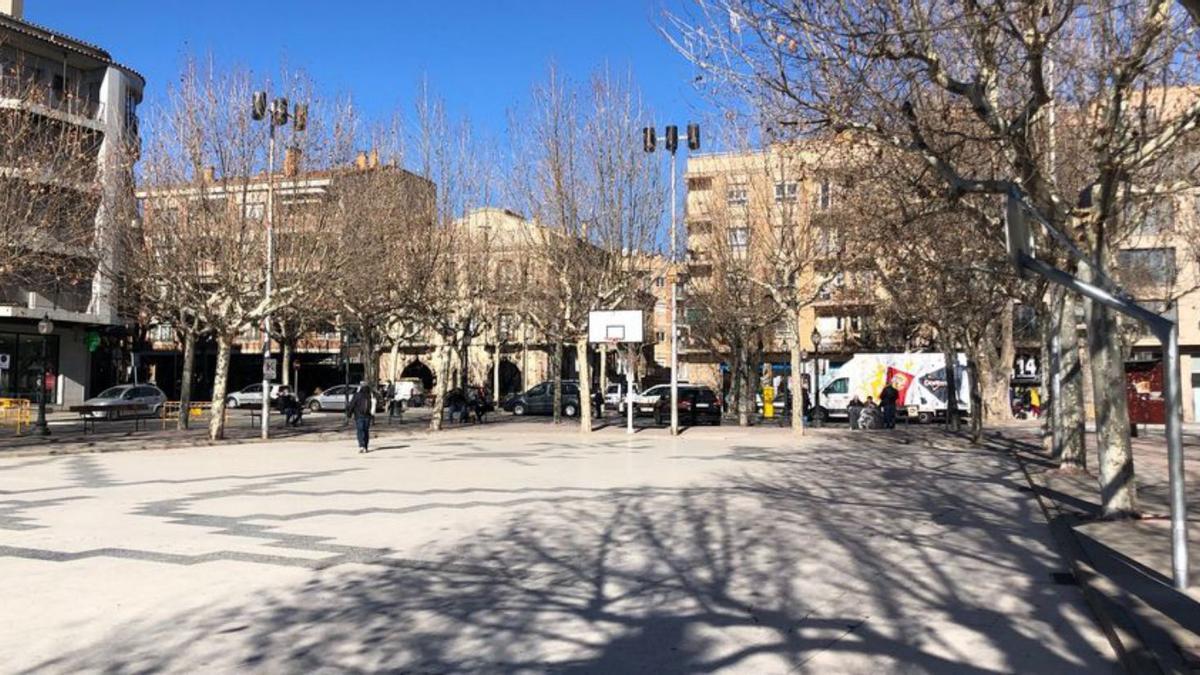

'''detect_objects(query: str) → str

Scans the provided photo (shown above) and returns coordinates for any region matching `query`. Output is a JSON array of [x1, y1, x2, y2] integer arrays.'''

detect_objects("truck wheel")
[[513, 403, 526, 416], [918, 411, 933, 424], [813, 406, 828, 422]]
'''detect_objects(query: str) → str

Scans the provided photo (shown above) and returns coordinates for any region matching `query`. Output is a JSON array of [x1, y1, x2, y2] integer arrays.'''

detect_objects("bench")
[[68, 403, 154, 434]]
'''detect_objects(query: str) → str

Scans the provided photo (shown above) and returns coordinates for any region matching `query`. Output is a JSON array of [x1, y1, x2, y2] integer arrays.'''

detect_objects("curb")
[[1013, 454, 1165, 674]]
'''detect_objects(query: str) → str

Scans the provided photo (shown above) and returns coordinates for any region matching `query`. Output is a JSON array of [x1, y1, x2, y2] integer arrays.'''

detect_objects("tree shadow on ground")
[[26, 435, 1115, 673]]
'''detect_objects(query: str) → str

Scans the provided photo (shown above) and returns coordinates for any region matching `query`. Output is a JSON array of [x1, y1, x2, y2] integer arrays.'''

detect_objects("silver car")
[[304, 385, 384, 413], [225, 383, 282, 409], [80, 384, 167, 419]]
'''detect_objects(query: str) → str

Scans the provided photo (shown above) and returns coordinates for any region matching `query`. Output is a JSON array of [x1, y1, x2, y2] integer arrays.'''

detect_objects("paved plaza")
[[1, 425, 1117, 673]]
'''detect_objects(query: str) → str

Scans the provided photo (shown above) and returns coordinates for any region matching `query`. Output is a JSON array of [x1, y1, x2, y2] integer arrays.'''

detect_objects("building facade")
[[0, 3, 143, 405]]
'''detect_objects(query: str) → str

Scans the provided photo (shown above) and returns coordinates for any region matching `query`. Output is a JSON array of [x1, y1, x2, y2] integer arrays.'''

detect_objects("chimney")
[[284, 146, 301, 178], [202, 166, 215, 183], [354, 151, 368, 170], [369, 148, 379, 169], [0, 0, 24, 20]]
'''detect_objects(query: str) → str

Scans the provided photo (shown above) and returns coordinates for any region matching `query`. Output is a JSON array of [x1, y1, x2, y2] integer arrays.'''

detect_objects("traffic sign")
[[0, 353, 8, 370], [263, 359, 278, 380]]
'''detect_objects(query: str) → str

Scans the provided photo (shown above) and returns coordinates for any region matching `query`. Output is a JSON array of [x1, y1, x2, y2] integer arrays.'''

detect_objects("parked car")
[[604, 381, 639, 411], [304, 384, 385, 413], [654, 385, 722, 426], [631, 383, 701, 417], [502, 380, 581, 417], [80, 384, 167, 419], [225, 383, 283, 409]]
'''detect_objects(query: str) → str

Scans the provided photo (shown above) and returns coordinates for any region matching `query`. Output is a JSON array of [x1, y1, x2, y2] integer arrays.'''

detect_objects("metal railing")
[[160, 401, 216, 430], [0, 398, 32, 434]]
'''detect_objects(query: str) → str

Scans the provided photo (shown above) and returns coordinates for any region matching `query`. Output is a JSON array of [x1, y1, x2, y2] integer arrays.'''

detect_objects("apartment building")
[[0, 2, 144, 405]]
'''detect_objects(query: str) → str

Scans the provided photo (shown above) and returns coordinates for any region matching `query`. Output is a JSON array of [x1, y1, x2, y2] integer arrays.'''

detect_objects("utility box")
[[1126, 360, 1165, 426]]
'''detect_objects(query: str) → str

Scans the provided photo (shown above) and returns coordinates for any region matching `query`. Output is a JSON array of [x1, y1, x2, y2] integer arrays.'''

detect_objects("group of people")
[[445, 386, 493, 424], [846, 382, 900, 430]]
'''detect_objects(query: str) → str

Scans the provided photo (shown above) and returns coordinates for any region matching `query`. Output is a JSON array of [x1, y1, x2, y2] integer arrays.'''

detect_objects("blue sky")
[[28, 0, 709, 142]]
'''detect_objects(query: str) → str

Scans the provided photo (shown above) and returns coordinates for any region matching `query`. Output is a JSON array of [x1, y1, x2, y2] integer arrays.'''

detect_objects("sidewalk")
[[993, 427, 1200, 673]]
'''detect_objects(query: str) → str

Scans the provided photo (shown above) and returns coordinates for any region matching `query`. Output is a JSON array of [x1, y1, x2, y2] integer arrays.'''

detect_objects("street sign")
[[0, 353, 8, 370], [263, 359, 278, 380]]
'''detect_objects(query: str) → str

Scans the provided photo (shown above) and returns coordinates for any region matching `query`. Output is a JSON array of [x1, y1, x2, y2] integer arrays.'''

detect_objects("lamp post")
[[643, 122, 700, 436], [250, 92, 307, 440], [799, 346, 809, 431], [34, 314, 53, 436], [810, 327, 822, 428]]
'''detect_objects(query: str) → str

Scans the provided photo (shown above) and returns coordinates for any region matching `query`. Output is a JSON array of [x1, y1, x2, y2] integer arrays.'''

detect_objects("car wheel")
[[918, 411, 933, 424], [513, 403, 526, 416], [308, 400, 322, 413], [152, 403, 163, 418], [226, 396, 239, 409], [564, 403, 578, 417]]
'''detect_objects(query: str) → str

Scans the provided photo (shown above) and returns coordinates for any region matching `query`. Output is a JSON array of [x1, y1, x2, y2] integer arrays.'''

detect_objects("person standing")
[[879, 381, 900, 429], [347, 382, 377, 453]]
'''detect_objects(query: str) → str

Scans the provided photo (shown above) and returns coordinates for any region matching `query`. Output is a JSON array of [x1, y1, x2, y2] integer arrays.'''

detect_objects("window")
[[655, 300, 667, 314], [726, 185, 749, 206], [774, 181, 798, 202], [687, 176, 712, 191], [825, 378, 849, 395], [656, 330, 665, 342], [814, 179, 833, 211], [150, 323, 173, 342], [1117, 248, 1176, 287], [728, 226, 749, 257], [1128, 199, 1173, 235], [817, 227, 839, 256], [243, 202, 265, 221], [654, 276, 665, 288]]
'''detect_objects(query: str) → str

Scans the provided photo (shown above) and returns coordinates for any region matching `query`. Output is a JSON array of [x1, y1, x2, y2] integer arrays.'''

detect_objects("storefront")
[[0, 330, 61, 402]]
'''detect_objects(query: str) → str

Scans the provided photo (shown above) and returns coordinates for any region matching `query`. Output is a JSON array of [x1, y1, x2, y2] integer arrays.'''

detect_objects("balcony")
[[0, 74, 104, 124]]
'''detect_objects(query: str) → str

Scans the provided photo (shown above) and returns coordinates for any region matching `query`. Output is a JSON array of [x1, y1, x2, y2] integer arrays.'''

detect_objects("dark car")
[[654, 386, 722, 426], [502, 380, 581, 417]]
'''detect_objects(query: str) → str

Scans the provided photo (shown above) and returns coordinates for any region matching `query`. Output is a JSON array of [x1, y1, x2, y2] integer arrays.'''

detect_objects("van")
[[815, 353, 970, 423]]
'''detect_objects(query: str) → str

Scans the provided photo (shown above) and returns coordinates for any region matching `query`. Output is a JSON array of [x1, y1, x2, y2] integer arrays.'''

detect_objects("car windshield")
[[95, 387, 129, 399]]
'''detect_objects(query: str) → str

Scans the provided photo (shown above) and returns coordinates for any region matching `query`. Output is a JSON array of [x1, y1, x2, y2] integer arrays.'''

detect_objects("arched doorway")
[[490, 359, 523, 396], [400, 359, 435, 391]]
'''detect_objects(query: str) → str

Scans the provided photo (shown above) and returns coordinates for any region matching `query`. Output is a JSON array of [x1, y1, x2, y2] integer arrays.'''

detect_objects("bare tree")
[[511, 66, 663, 433], [135, 59, 344, 439], [668, 0, 1200, 517]]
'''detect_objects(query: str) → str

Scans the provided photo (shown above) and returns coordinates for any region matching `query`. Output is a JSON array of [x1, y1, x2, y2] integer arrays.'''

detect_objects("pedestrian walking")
[[879, 382, 899, 429], [346, 382, 378, 453]]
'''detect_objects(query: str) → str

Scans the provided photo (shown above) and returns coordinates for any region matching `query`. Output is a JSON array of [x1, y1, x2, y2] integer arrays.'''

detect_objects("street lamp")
[[34, 314, 53, 436], [251, 92, 307, 440], [810, 327, 822, 428], [643, 122, 700, 436]]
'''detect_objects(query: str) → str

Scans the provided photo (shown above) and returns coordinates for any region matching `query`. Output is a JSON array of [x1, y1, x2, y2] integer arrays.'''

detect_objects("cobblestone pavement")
[[1, 426, 1117, 673]]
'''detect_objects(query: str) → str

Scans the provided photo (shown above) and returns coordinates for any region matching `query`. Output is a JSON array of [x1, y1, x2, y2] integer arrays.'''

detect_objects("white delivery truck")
[[815, 353, 970, 423]]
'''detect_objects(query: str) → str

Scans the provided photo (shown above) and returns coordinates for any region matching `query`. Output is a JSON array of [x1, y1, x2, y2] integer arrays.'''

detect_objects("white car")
[[605, 382, 638, 410], [225, 383, 283, 409], [631, 383, 701, 417]]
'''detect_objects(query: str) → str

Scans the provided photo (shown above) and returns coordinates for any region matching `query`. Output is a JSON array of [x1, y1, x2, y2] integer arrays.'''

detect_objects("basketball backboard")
[[588, 310, 644, 343]]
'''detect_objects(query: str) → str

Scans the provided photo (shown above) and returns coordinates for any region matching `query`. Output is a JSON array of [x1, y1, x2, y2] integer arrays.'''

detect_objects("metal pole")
[[260, 120, 275, 440], [1161, 320, 1189, 590], [626, 346, 634, 434], [812, 356, 821, 428], [669, 147, 679, 436], [36, 335, 49, 435]]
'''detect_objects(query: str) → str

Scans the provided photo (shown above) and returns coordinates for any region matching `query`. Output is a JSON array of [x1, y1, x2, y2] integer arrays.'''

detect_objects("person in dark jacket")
[[346, 383, 377, 453], [879, 382, 900, 429], [277, 386, 302, 427], [847, 395, 864, 430]]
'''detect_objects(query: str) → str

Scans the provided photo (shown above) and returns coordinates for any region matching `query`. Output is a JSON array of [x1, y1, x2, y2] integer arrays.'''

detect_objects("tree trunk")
[[577, 336, 592, 434], [737, 341, 751, 427], [282, 340, 292, 387], [966, 355, 983, 444], [552, 342, 563, 424], [430, 342, 451, 431], [1053, 288, 1087, 471], [1082, 284, 1138, 517], [942, 339, 960, 432], [389, 339, 401, 382], [362, 333, 378, 388], [207, 333, 233, 441], [459, 334, 471, 390], [178, 330, 196, 430], [1040, 291, 1056, 453], [790, 320, 803, 434]]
